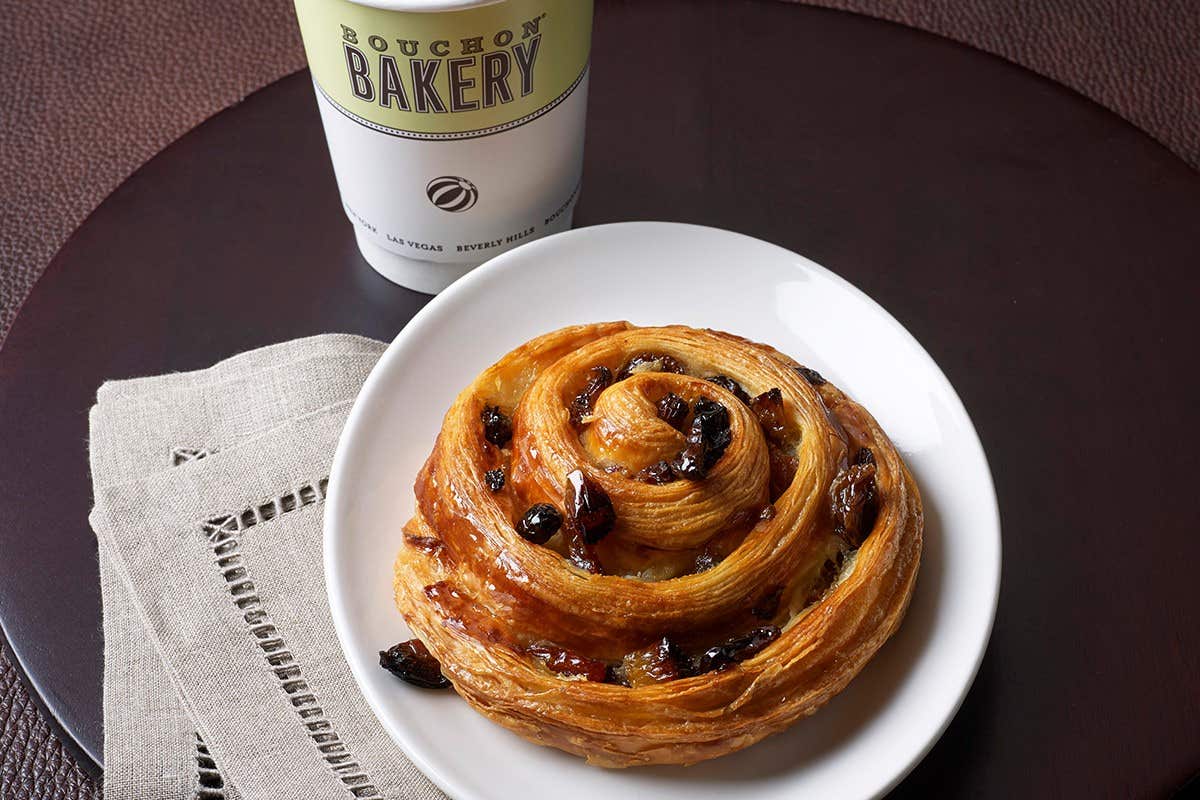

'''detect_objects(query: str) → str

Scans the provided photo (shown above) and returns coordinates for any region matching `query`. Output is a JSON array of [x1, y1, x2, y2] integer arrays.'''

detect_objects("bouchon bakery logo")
[[339, 14, 546, 114], [426, 176, 479, 212]]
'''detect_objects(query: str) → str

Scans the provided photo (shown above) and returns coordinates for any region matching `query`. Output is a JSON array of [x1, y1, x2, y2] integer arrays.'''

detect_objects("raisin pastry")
[[392, 323, 922, 767]]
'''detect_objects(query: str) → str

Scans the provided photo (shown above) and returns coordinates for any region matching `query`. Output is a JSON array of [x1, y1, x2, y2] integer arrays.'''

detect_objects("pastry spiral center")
[[565, 373, 771, 551], [582, 374, 688, 472]]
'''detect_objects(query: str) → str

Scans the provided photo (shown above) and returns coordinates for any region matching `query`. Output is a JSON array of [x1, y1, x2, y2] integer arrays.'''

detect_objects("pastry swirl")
[[393, 323, 922, 767]]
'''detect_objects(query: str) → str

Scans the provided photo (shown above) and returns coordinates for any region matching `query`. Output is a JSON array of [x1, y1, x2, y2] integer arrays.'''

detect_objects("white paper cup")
[[294, 0, 593, 293]]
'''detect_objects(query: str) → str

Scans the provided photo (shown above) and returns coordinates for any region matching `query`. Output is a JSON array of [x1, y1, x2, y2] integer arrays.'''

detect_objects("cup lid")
[[348, 0, 504, 11]]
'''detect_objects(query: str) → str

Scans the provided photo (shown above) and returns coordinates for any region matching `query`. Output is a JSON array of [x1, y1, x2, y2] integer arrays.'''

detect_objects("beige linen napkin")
[[88, 334, 447, 800]]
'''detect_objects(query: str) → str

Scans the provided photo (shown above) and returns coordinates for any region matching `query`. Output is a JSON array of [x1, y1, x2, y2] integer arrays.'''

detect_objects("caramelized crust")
[[393, 323, 922, 767]]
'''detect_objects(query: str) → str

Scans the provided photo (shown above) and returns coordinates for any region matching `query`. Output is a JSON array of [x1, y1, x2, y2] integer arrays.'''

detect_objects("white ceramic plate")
[[326, 222, 1001, 800]]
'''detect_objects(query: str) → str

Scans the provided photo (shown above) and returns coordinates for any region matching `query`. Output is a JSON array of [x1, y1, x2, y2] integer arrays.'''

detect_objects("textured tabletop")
[[1, 1, 1198, 797]]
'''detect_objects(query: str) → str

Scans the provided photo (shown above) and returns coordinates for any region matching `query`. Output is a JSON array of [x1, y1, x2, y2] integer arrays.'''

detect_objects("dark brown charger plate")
[[1, 1, 1198, 794]]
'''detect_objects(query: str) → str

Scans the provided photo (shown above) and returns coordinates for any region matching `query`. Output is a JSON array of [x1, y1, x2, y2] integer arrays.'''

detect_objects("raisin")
[[706, 375, 750, 404], [830, 462, 878, 547], [569, 365, 613, 425], [564, 522, 603, 574], [805, 552, 845, 606], [423, 581, 462, 604], [691, 398, 732, 470], [484, 468, 505, 492], [691, 398, 731, 445], [565, 469, 616, 544], [692, 647, 733, 674], [515, 503, 562, 544], [795, 366, 826, 386], [656, 392, 689, 430], [759, 504, 777, 521], [767, 441, 799, 499], [733, 625, 781, 657], [403, 533, 443, 554], [617, 352, 685, 380], [692, 626, 781, 674], [854, 447, 875, 466], [605, 664, 628, 685], [752, 586, 784, 619], [750, 388, 787, 441], [527, 642, 609, 682], [669, 398, 733, 480], [379, 639, 450, 689], [480, 405, 513, 446], [703, 435, 731, 470], [670, 440, 709, 480], [637, 460, 677, 485], [622, 637, 686, 686]]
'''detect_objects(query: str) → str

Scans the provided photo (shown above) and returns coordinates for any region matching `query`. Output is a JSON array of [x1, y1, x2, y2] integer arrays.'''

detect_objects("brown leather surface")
[[798, 0, 1198, 172], [0, 641, 97, 799], [0, 0, 308, 349], [0, 0, 1197, 796]]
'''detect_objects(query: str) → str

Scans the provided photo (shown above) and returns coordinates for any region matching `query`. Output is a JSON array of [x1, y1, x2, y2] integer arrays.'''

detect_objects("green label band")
[[294, 0, 592, 139]]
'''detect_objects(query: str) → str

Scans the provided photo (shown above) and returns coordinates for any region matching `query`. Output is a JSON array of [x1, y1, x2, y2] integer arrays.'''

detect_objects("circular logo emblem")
[[426, 176, 479, 213]]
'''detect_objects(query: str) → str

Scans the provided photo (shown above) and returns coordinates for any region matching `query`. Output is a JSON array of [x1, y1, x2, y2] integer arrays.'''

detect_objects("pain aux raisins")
[[379, 639, 450, 689], [569, 365, 613, 425], [480, 405, 513, 446]]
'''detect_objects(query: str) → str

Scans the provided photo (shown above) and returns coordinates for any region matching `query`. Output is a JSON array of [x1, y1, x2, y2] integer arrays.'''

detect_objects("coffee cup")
[[293, 0, 593, 293]]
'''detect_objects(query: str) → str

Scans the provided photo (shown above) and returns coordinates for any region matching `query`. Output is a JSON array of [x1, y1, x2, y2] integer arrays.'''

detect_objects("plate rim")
[[325, 220, 1002, 800]]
